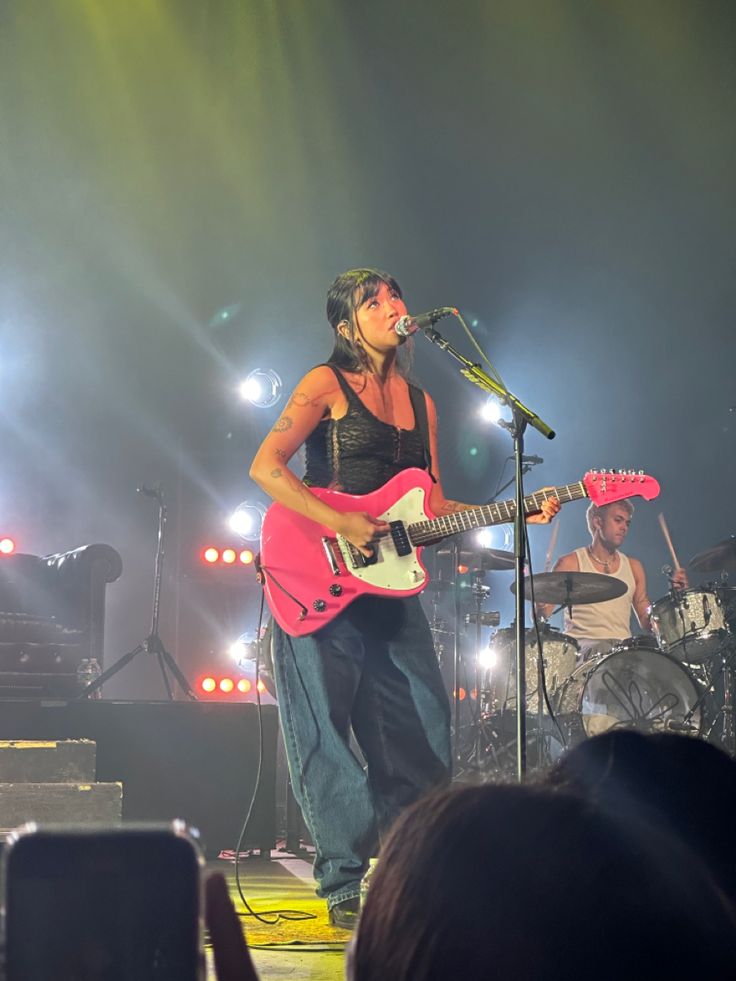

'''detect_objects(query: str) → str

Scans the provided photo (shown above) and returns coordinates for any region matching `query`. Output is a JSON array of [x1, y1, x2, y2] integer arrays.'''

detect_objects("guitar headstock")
[[583, 469, 661, 506]]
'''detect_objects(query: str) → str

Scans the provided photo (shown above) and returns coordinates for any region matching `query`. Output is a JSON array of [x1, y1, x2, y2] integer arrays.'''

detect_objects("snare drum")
[[556, 642, 702, 739], [483, 625, 579, 714], [650, 587, 730, 663]]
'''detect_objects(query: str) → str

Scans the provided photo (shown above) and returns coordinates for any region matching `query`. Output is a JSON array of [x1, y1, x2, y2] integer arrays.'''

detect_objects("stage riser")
[[0, 739, 96, 783], [0, 701, 278, 857], [0, 782, 122, 830]]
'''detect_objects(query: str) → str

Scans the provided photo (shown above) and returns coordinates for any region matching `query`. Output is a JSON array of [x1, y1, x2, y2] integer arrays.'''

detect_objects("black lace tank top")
[[304, 365, 431, 495]]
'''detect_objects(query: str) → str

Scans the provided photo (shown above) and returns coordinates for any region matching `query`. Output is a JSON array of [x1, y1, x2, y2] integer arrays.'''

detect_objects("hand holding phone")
[[2, 823, 205, 981]]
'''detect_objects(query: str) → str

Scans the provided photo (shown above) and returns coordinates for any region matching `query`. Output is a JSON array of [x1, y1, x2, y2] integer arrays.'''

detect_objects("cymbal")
[[510, 572, 627, 605], [689, 537, 736, 573], [437, 547, 515, 571]]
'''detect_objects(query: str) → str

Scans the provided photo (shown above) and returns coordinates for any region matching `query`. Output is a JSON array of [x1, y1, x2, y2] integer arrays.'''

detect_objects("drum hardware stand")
[[409, 313, 555, 780], [698, 643, 736, 755], [78, 485, 197, 701]]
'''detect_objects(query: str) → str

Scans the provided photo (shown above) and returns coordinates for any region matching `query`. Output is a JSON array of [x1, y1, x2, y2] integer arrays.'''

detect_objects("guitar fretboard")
[[408, 482, 587, 546]]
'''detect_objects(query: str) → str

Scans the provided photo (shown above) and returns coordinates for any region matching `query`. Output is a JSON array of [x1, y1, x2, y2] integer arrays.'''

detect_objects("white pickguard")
[[335, 486, 429, 591]]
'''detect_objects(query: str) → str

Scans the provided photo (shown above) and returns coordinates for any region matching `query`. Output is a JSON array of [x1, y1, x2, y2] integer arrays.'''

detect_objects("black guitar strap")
[[408, 384, 437, 483]]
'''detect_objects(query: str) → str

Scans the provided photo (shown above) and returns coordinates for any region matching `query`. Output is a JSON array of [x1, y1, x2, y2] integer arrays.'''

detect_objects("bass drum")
[[556, 640, 702, 739]]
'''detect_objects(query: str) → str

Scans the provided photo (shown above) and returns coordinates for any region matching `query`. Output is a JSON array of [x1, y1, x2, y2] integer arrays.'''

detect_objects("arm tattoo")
[[274, 448, 287, 460], [439, 500, 472, 514], [272, 416, 293, 433], [270, 468, 283, 479], [288, 391, 322, 409]]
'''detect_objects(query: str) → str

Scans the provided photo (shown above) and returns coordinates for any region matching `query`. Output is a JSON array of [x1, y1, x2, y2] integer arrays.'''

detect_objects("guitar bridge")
[[337, 536, 377, 569]]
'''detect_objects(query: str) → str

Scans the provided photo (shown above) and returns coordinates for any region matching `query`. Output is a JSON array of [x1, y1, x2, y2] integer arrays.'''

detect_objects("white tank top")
[[563, 547, 636, 641]]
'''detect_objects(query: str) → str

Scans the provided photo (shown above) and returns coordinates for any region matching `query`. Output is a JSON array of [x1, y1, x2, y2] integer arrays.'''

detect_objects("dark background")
[[1, 0, 734, 696]]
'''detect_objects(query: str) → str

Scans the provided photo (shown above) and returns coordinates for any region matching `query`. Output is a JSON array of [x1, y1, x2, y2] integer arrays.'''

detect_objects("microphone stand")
[[416, 319, 555, 780]]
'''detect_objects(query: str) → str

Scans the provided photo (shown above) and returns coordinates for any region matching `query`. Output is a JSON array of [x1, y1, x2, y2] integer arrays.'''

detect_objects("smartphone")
[[2, 822, 205, 981]]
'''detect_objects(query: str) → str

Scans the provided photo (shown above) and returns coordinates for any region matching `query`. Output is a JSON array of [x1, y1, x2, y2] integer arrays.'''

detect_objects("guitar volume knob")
[[329, 584, 343, 597], [313, 599, 327, 612]]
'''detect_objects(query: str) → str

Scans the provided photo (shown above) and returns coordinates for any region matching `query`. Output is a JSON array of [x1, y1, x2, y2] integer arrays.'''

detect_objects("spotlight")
[[219, 678, 235, 693], [202, 547, 220, 564], [237, 678, 252, 694], [475, 526, 513, 551], [478, 646, 498, 671], [231, 632, 260, 668], [201, 677, 216, 693], [239, 368, 282, 408], [228, 501, 266, 542], [0, 538, 16, 555], [239, 549, 254, 565], [222, 548, 237, 564], [480, 397, 504, 425]]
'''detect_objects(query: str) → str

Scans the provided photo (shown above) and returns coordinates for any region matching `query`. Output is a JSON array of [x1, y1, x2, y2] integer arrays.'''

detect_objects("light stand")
[[414, 315, 555, 779], [78, 486, 197, 701]]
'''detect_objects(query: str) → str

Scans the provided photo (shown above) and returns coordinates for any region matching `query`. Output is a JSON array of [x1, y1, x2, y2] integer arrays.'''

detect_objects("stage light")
[[256, 680, 266, 693], [239, 549, 254, 565], [239, 368, 282, 408], [478, 646, 498, 671], [237, 678, 252, 693], [219, 678, 235, 693], [0, 538, 16, 555], [454, 687, 467, 701], [203, 547, 220, 564], [475, 526, 513, 551], [228, 638, 246, 662], [480, 397, 503, 424], [222, 548, 237, 564], [228, 501, 266, 542], [201, 677, 217, 693]]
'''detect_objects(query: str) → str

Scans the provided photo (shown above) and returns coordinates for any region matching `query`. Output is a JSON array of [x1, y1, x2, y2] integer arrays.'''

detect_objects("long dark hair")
[[325, 267, 411, 375]]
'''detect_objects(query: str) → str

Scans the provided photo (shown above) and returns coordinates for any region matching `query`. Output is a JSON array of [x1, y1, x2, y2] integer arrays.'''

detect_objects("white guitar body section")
[[334, 485, 429, 590]]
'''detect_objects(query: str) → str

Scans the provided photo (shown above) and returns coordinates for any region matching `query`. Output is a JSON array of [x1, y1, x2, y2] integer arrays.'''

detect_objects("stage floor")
[[205, 852, 348, 980]]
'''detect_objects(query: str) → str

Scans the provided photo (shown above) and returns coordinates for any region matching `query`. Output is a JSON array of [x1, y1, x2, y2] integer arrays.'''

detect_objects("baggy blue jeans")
[[271, 594, 451, 909]]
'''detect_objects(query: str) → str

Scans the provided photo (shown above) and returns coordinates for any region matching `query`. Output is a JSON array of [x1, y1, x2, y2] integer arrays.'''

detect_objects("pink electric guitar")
[[259, 468, 660, 637]]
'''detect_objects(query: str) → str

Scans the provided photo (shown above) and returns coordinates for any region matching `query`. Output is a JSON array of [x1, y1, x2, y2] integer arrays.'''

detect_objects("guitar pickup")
[[390, 521, 412, 557]]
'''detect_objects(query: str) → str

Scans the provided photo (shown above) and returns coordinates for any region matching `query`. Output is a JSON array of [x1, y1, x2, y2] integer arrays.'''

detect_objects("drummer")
[[538, 500, 688, 661]]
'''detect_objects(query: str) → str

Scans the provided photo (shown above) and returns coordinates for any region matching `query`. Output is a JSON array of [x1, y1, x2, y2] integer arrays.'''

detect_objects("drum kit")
[[430, 535, 736, 777]]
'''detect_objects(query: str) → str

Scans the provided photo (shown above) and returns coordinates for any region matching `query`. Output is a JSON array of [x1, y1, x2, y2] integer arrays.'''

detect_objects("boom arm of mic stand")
[[421, 327, 556, 441]]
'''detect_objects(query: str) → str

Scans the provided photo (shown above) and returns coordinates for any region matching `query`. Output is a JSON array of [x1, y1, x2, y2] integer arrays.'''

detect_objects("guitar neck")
[[409, 481, 588, 545]]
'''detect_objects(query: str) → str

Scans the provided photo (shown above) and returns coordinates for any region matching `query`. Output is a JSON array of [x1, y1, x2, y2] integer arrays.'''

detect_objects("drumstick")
[[657, 513, 681, 570], [544, 518, 560, 573]]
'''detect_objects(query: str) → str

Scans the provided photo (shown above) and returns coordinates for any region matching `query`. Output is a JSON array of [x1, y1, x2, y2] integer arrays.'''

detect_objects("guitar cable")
[[228, 587, 317, 926], [254, 552, 309, 621]]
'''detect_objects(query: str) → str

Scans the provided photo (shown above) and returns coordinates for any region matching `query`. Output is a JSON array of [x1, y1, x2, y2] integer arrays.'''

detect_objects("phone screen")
[[4, 828, 202, 981]]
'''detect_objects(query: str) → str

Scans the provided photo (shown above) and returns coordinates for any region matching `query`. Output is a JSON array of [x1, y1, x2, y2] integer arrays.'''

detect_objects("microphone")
[[394, 307, 457, 337]]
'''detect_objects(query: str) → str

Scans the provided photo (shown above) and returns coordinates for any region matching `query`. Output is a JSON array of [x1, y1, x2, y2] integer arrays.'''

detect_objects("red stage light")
[[457, 564, 469, 575], [239, 549, 254, 565], [0, 538, 16, 555], [201, 677, 216, 692], [237, 678, 251, 693], [219, 678, 234, 693], [203, 547, 219, 564], [453, 687, 467, 701], [256, 680, 266, 693], [221, 548, 237, 564]]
